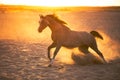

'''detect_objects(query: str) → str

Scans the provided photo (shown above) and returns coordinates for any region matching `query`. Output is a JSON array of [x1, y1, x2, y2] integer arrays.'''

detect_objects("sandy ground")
[[0, 40, 120, 80]]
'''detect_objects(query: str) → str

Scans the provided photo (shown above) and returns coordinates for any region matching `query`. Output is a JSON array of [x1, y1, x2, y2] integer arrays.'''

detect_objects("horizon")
[[0, 4, 120, 12], [0, 4, 120, 14]]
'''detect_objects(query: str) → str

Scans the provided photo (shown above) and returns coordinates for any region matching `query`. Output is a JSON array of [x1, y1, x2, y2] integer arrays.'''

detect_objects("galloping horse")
[[38, 14, 106, 67]]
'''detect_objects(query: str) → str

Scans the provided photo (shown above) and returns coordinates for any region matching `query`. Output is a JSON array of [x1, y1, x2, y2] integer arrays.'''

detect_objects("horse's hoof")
[[58, 65, 64, 69], [104, 61, 107, 64], [48, 64, 52, 67]]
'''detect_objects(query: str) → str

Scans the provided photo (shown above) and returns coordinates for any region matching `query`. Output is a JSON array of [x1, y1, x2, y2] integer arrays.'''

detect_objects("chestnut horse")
[[38, 14, 106, 67]]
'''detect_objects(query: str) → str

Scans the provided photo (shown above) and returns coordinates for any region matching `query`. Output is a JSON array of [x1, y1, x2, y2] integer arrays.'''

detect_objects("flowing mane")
[[46, 14, 70, 30], [47, 14, 67, 25]]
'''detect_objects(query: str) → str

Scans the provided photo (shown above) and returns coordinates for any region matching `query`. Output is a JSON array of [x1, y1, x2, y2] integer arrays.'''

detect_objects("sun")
[[0, 0, 119, 6]]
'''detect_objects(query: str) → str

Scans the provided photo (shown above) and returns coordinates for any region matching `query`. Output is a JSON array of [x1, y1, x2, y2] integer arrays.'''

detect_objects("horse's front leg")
[[48, 45, 61, 67], [48, 42, 56, 61]]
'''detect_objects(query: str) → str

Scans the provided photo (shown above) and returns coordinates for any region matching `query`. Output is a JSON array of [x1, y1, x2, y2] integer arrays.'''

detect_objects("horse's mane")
[[47, 14, 67, 25], [46, 14, 70, 30]]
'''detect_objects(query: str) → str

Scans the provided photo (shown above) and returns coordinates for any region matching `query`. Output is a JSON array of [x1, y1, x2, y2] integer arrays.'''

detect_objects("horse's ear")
[[39, 14, 44, 19], [53, 13, 57, 17]]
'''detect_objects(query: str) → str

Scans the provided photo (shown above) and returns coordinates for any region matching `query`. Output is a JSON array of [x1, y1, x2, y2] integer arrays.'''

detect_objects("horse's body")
[[38, 14, 106, 67]]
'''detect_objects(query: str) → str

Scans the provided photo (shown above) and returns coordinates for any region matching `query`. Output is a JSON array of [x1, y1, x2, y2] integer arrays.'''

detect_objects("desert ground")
[[0, 39, 120, 80]]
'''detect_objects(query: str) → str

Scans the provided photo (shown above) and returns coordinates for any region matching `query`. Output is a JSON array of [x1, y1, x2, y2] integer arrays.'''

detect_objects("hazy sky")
[[0, 0, 120, 6]]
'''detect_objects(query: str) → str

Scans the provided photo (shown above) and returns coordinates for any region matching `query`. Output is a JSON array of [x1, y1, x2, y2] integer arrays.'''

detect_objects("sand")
[[0, 40, 120, 80]]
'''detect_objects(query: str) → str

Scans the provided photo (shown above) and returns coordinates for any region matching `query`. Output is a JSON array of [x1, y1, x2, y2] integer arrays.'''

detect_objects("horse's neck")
[[49, 20, 70, 33]]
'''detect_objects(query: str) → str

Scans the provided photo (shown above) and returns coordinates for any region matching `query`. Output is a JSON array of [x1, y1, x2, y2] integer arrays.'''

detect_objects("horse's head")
[[38, 14, 68, 33], [38, 15, 49, 32]]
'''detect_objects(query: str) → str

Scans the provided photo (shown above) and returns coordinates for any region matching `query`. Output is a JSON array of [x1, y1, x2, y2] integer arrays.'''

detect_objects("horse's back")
[[71, 31, 92, 39], [70, 31, 95, 45]]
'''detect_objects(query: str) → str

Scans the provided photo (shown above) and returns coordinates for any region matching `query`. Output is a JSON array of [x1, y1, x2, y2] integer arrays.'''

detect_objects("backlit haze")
[[0, 0, 120, 6], [0, 0, 120, 64]]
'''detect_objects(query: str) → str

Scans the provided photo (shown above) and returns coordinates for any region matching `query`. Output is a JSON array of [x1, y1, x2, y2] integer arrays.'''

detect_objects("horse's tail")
[[90, 31, 103, 40]]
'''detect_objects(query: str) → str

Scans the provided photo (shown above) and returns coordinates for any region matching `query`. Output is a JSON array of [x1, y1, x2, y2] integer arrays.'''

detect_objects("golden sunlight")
[[0, 0, 120, 6]]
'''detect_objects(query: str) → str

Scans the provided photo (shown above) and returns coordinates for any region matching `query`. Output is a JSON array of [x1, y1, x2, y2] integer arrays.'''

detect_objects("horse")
[[38, 14, 107, 67]]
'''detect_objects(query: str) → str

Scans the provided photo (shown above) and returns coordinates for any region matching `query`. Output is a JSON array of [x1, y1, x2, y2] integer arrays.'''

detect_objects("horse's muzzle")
[[38, 28, 42, 33]]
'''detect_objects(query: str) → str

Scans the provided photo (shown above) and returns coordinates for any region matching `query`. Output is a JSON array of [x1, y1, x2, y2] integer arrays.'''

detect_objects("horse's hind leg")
[[90, 44, 107, 63], [94, 48, 106, 63], [78, 45, 90, 54]]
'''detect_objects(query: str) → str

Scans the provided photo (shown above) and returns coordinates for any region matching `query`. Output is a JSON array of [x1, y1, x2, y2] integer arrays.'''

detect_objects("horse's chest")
[[51, 31, 67, 41]]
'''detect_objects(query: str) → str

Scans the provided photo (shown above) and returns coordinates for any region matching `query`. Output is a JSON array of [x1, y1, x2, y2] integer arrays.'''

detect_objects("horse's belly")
[[62, 38, 82, 48]]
